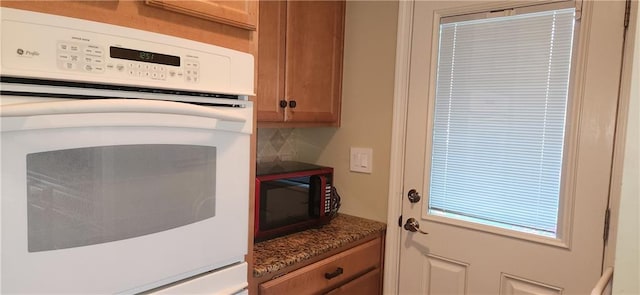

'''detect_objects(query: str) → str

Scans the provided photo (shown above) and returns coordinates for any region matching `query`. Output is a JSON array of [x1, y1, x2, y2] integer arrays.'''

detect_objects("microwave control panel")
[[324, 183, 332, 214]]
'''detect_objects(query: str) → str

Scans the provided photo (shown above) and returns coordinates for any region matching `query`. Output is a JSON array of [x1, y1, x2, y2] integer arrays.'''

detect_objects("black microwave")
[[254, 161, 335, 242]]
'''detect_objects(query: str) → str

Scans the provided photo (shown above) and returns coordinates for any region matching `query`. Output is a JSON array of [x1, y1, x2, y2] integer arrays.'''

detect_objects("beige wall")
[[296, 0, 398, 223]]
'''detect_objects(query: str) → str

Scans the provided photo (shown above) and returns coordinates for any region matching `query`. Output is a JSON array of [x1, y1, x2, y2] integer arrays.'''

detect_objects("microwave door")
[[255, 171, 332, 241], [260, 178, 312, 231]]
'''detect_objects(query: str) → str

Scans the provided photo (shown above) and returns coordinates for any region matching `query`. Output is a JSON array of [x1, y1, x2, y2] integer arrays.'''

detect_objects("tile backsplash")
[[257, 128, 299, 163]]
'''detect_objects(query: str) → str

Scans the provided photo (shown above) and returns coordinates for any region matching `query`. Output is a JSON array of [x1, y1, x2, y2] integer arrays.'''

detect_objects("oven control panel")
[[1, 8, 254, 96], [55, 42, 201, 83]]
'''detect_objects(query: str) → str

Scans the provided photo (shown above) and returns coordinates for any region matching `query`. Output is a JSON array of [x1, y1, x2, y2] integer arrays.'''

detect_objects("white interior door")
[[398, 1, 626, 294]]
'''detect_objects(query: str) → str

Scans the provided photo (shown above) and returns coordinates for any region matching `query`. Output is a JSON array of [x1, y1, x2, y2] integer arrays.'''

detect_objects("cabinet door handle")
[[279, 100, 287, 108], [324, 267, 343, 280], [288, 100, 297, 108]]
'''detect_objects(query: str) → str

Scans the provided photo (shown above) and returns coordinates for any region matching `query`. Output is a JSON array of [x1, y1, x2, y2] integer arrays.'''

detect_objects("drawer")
[[325, 268, 381, 295], [259, 237, 382, 295]]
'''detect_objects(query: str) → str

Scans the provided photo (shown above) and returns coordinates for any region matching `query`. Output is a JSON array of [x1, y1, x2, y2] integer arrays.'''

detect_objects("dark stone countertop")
[[253, 214, 387, 278]]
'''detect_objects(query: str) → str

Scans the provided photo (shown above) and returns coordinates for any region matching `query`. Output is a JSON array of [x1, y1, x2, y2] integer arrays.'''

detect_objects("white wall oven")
[[0, 8, 253, 294]]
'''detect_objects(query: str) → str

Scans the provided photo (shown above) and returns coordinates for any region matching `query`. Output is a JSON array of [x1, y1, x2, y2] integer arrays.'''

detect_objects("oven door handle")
[[1, 99, 252, 133], [0, 99, 246, 122]]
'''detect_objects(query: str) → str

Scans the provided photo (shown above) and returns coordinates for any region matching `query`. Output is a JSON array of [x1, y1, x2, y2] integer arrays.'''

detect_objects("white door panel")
[[499, 274, 563, 295], [424, 255, 469, 295]]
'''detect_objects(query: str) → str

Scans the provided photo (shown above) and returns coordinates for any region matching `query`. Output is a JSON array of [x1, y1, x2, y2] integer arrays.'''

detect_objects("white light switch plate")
[[350, 147, 373, 173]]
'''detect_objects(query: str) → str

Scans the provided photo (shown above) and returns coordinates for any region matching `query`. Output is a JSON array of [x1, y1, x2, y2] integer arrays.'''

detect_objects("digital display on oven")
[[110, 46, 180, 66]]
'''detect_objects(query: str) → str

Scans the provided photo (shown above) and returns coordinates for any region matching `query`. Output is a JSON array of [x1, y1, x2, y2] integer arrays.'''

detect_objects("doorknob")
[[404, 217, 428, 235], [407, 189, 421, 203]]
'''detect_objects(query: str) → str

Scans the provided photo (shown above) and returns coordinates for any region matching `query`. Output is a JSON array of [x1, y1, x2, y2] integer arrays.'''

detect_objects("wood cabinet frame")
[[145, 0, 257, 30]]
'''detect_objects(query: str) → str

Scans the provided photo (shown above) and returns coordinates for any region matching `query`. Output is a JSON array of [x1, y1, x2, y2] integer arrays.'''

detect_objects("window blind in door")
[[428, 7, 576, 238]]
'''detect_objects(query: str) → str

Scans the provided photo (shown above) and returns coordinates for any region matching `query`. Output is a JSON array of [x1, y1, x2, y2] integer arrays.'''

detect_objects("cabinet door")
[[145, 0, 257, 30], [325, 268, 381, 295], [256, 0, 287, 122], [284, 0, 345, 124]]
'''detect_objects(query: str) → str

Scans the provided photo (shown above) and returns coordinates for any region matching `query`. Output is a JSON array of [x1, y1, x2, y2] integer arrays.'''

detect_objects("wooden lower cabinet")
[[258, 237, 383, 295]]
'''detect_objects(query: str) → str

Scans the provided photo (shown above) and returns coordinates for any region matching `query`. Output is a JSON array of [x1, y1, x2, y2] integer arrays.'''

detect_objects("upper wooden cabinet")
[[257, 0, 345, 127], [145, 0, 257, 31]]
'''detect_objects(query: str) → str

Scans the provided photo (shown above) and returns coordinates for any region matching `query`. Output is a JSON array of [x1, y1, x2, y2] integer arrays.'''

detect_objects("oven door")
[[0, 97, 251, 294]]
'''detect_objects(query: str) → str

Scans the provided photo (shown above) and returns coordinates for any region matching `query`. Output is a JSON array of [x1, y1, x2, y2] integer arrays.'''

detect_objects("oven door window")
[[26, 144, 216, 252]]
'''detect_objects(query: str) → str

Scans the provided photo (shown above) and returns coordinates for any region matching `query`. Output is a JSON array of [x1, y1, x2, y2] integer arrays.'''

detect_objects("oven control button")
[[69, 45, 80, 52], [58, 43, 70, 51], [94, 65, 105, 73], [84, 64, 93, 72], [58, 54, 70, 61], [62, 62, 77, 70], [116, 64, 125, 72], [184, 60, 200, 83]]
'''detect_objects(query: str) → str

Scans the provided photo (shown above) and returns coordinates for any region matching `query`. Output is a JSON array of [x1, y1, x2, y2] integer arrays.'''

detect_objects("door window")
[[427, 7, 576, 238]]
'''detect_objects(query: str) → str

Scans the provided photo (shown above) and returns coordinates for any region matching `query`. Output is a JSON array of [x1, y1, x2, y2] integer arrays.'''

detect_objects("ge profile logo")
[[16, 48, 40, 57]]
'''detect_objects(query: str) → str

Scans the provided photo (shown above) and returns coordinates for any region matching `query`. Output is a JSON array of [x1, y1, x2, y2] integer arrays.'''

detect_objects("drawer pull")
[[324, 267, 344, 280]]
